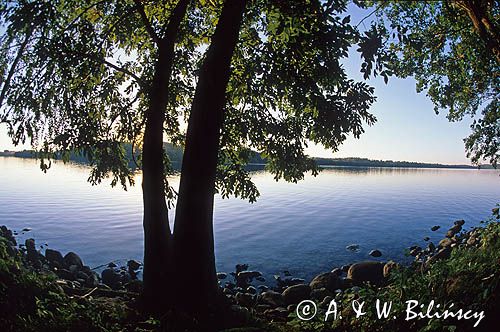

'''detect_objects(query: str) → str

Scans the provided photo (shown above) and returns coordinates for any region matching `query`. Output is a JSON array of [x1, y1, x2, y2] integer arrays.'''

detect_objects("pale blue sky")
[[0, 2, 475, 165]]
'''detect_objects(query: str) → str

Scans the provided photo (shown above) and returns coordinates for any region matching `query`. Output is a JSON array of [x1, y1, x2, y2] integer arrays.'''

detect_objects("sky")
[[0, 2, 476, 165]]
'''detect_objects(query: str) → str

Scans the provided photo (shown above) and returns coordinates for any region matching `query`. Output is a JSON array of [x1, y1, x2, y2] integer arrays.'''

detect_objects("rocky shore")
[[0, 214, 490, 325]]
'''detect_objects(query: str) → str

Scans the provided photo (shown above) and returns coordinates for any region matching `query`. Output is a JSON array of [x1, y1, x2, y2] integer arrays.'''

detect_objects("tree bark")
[[141, 0, 189, 311], [453, 0, 500, 62], [172, 0, 246, 313]]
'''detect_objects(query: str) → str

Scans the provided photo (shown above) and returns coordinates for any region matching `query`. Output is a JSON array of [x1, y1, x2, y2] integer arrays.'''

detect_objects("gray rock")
[[347, 261, 385, 285], [282, 284, 311, 305], [346, 244, 360, 252], [309, 272, 341, 292], [63, 252, 83, 268], [369, 249, 382, 257]]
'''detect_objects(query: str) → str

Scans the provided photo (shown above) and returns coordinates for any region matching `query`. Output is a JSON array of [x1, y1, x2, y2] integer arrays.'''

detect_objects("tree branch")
[[0, 29, 32, 108], [133, 0, 160, 45]]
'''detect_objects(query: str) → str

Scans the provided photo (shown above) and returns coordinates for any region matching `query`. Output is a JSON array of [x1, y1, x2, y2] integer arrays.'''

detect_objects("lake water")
[[0, 156, 498, 282]]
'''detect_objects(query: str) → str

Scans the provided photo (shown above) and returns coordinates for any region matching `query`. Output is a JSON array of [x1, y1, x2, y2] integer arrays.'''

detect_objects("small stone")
[[283, 270, 291, 276], [217, 272, 227, 280], [346, 244, 360, 252], [423, 237, 430, 241], [431, 225, 440, 231], [246, 286, 257, 294], [22, 228, 31, 232], [369, 249, 382, 257], [127, 259, 141, 271]]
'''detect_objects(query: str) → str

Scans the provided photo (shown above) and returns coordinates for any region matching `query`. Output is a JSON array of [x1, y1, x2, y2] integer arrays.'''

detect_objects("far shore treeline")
[[0, 143, 493, 170]]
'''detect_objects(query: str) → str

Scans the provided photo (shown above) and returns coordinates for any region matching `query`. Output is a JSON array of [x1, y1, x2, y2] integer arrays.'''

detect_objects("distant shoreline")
[[0, 148, 494, 170]]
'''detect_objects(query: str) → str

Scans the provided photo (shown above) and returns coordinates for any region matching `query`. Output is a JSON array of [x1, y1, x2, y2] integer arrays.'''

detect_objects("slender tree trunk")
[[141, 0, 189, 311], [172, 0, 246, 313]]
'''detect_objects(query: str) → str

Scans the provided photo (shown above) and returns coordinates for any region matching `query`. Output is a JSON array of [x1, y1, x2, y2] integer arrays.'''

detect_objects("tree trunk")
[[172, 0, 246, 313], [141, 0, 189, 311]]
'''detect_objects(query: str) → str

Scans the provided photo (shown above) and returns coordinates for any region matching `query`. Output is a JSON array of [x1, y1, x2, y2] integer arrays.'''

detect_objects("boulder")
[[438, 238, 453, 248], [235, 292, 256, 307], [260, 291, 285, 307], [310, 287, 333, 301], [101, 268, 121, 289], [383, 261, 399, 278], [63, 252, 83, 268], [454, 219, 465, 227], [282, 284, 311, 305], [446, 224, 462, 238], [347, 261, 384, 285], [45, 249, 64, 266], [309, 272, 341, 292]]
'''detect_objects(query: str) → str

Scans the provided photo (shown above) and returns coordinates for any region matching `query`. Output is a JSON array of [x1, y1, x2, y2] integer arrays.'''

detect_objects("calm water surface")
[[0, 156, 498, 281]]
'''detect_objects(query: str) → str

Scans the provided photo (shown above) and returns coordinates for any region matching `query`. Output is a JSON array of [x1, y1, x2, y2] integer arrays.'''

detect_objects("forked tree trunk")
[[141, 0, 189, 311], [172, 0, 246, 312]]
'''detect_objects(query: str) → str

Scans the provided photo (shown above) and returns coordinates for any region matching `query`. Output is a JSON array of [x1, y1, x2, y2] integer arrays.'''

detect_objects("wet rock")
[[341, 265, 351, 273], [331, 268, 342, 276], [446, 224, 462, 238], [108, 262, 117, 268], [423, 236, 430, 241], [347, 261, 384, 285], [235, 264, 249, 273], [369, 249, 382, 257], [310, 272, 341, 292], [282, 284, 311, 305], [255, 276, 266, 282], [236, 270, 262, 287], [427, 242, 436, 252], [260, 290, 285, 307], [431, 225, 440, 231], [63, 252, 83, 268], [454, 220, 465, 227], [346, 244, 360, 252], [409, 247, 422, 257], [283, 270, 291, 277]]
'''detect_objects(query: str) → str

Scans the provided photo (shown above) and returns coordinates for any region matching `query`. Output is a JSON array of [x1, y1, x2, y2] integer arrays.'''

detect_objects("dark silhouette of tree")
[[0, 0, 380, 316]]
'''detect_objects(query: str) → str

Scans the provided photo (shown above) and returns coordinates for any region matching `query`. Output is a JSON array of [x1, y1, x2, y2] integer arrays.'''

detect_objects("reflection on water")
[[0, 156, 498, 281]]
